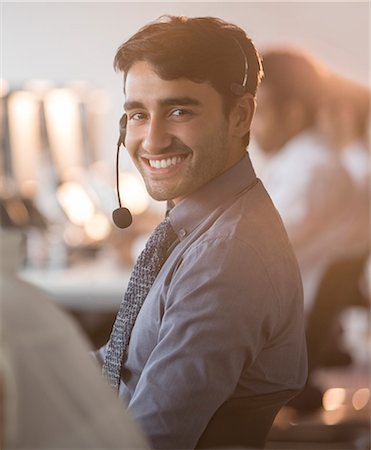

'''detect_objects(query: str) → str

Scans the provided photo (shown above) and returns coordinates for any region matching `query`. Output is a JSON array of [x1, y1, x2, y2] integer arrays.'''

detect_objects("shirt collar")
[[169, 153, 257, 239]]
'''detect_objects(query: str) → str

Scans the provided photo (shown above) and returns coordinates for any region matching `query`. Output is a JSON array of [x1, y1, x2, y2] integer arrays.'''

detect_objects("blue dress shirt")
[[98, 154, 307, 449]]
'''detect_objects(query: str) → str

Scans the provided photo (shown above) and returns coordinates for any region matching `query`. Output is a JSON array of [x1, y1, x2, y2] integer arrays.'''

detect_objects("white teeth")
[[149, 160, 162, 169], [149, 156, 185, 169]]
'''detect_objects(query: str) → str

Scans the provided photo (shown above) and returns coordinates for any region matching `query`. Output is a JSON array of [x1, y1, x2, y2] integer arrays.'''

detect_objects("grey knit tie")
[[102, 217, 177, 390]]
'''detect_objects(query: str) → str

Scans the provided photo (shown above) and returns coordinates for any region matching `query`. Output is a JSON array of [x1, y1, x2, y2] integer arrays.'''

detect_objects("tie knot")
[[157, 216, 175, 238], [145, 217, 177, 257]]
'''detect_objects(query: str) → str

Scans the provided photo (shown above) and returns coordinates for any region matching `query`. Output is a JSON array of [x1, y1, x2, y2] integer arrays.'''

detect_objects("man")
[[98, 16, 307, 449], [251, 49, 357, 313]]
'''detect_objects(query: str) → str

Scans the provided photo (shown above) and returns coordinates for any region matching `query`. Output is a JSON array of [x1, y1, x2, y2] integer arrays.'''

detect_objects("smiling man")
[[124, 64, 242, 203], [97, 16, 307, 449]]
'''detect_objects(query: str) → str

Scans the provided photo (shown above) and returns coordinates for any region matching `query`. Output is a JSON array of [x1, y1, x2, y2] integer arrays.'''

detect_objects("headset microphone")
[[112, 113, 133, 229]]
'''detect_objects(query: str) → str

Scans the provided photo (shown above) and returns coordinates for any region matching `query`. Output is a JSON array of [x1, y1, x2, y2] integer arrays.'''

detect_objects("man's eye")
[[129, 112, 147, 121], [171, 109, 190, 117]]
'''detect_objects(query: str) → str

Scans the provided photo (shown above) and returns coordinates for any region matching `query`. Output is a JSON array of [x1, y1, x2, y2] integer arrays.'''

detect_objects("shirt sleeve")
[[126, 236, 280, 449]]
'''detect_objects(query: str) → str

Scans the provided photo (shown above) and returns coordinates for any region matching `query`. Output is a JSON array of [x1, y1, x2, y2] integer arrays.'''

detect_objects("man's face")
[[252, 84, 288, 154], [124, 61, 241, 203]]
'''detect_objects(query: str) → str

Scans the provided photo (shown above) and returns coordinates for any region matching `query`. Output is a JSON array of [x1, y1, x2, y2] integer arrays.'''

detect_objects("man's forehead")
[[124, 62, 221, 109], [126, 60, 218, 90]]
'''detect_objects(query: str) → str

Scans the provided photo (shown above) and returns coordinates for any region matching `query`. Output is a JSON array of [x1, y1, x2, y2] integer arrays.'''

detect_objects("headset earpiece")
[[117, 113, 127, 147]]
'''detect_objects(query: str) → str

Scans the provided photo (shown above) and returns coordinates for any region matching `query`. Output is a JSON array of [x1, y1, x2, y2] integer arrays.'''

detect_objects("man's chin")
[[146, 188, 177, 203]]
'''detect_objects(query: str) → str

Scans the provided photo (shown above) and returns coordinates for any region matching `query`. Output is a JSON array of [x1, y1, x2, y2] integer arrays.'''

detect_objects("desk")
[[19, 260, 131, 312]]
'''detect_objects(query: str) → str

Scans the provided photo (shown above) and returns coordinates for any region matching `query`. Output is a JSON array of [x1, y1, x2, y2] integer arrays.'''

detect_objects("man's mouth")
[[144, 154, 188, 169]]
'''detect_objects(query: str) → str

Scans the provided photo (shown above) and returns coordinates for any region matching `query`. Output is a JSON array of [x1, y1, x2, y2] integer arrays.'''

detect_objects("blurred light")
[[84, 213, 111, 241], [7, 90, 41, 186], [57, 181, 94, 226], [8, 90, 37, 116], [322, 388, 346, 411], [322, 407, 346, 425], [0, 78, 9, 97], [352, 388, 370, 410], [119, 172, 149, 215], [44, 88, 83, 175]]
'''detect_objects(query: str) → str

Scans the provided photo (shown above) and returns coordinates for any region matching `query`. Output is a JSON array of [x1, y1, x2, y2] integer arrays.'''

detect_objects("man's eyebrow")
[[160, 97, 201, 107], [124, 100, 144, 111], [124, 97, 201, 111]]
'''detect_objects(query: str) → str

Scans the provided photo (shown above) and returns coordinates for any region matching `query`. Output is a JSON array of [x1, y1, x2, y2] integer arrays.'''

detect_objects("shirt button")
[[178, 228, 187, 238]]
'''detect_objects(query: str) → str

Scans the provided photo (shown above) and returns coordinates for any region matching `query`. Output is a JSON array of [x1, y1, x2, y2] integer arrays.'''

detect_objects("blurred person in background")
[[305, 75, 370, 374], [0, 201, 148, 449], [250, 48, 361, 413], [317, 73, 369, 239], [251, 48, 357, 316], [317, 74, 369, 192]]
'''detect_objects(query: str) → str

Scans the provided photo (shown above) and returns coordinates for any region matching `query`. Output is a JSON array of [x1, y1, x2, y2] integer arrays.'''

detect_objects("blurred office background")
[[1, 2, 369, 449]]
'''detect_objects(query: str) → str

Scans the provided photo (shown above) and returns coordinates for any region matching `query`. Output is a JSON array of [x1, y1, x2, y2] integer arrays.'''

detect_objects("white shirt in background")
[[250, 131, 361, 312]]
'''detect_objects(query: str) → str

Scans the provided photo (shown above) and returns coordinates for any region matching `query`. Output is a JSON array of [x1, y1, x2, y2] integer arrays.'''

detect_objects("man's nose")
[[142, 117, 172, 153]]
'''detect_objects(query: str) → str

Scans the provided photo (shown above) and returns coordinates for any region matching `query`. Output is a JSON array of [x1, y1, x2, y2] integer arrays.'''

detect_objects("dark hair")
[[261, 48, 326, 125], [114, 15, 263, 145]]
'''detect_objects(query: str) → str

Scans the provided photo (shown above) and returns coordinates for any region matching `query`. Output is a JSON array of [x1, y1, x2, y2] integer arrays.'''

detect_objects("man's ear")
[[230, 93, 256, 138]]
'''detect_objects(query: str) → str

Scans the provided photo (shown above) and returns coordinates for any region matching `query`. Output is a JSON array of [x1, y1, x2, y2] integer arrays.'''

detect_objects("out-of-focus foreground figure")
[[0, 201, 148, 449]]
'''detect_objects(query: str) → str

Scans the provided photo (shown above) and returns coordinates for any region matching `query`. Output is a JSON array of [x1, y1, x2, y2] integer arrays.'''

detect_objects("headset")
[[230, 38, 249, 96], [112, 38, 249, 228]]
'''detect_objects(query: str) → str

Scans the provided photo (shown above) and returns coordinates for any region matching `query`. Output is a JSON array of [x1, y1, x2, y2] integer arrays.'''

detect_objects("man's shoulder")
[[168, 193, 303, 324], [181, 182, 298, 276]]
